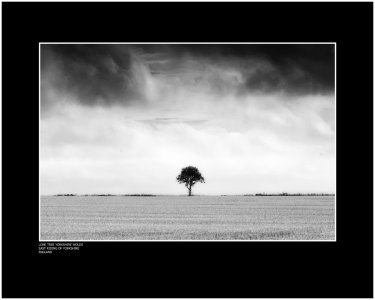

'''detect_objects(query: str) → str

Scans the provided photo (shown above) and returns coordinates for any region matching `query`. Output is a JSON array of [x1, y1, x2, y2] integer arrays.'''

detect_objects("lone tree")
[[176, 166, 205, 196]]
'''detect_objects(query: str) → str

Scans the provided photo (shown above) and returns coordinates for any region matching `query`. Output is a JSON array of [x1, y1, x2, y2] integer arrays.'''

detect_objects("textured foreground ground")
[[40, 196, 335, 240]]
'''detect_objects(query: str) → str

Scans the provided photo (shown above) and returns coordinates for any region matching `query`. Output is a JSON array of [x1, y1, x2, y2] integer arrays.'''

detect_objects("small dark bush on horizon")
[[245, 192, 335, 196]]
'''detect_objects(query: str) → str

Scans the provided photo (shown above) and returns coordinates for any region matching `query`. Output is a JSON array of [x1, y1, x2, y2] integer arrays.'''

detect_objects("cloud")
[[40, 93, 335, 195], [41, 44, 334, 113], [137, 117, 208, 127], [41, 44, 146, 109], [40, 44, 335, 195]]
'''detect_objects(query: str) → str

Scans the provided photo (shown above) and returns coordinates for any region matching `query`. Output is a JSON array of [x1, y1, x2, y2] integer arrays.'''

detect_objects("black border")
[[2, 2, 373, 298]]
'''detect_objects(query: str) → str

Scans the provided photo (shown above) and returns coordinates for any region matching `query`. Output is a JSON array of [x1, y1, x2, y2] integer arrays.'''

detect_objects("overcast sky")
[[40, 44, 335, 195]]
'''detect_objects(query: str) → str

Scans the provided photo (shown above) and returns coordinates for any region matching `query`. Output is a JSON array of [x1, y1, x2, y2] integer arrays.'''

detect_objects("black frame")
[[2, 2, 373, 298]]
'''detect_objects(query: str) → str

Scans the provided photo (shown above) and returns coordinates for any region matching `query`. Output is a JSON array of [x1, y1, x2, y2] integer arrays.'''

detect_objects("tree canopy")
[[176, 166, 205, 196]]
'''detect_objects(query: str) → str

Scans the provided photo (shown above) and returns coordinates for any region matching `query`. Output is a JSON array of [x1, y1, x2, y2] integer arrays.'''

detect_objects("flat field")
[[40, 195, 335, 240]]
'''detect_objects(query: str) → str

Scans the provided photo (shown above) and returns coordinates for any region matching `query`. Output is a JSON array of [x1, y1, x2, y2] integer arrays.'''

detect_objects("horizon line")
[[41, 192, 336, 197]]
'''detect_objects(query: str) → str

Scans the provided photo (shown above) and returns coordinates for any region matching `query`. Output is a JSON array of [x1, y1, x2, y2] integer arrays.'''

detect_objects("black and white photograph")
[[2, 2, 373, 298], [40, 43, 336, 241]]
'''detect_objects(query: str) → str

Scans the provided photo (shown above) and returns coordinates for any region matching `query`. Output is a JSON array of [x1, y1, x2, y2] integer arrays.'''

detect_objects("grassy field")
[[40, 195, 335, 240]]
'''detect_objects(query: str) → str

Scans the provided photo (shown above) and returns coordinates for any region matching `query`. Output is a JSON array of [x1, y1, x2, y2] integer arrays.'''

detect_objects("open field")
[[40, 195, 335, 240]]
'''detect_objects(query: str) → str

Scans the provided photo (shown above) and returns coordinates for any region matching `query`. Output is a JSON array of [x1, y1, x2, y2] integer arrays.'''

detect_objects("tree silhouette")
[[176, 166, 205, 196]]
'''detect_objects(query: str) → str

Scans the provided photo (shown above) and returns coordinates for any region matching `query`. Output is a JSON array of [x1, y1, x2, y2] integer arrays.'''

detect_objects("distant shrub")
[[252, 193, 334, 196]]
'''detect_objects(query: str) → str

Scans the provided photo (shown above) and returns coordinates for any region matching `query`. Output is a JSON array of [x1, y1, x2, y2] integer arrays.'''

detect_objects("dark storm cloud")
[[41, 44, 140, 107], [41, 44, 334, 109], [241, 45, 334, 95], [159, 44, 334, 95]]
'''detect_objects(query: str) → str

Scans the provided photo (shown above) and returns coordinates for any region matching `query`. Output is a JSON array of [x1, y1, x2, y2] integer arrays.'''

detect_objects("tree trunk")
[[188, 186, 192, 196]]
